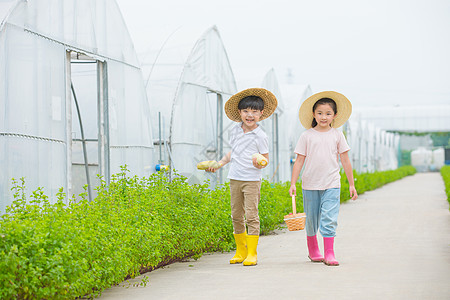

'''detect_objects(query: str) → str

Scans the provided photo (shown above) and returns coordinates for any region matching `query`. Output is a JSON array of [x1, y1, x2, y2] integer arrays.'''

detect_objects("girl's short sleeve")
[[338, 131, 350, 154], [294, 133, 307, 156]]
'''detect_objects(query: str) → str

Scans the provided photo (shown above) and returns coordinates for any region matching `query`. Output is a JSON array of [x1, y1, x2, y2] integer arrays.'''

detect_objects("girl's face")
[[313, 103, 337, 130], [239, 108, 263, 131]]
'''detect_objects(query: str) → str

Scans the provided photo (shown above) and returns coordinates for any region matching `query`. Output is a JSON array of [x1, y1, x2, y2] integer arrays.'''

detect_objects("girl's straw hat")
[[225, 88, 278, 122], [299, 91, 352, 129]]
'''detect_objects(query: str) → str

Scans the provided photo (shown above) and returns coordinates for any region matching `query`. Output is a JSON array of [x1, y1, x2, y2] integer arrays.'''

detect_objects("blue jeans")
[[302, 188, 340, 237]]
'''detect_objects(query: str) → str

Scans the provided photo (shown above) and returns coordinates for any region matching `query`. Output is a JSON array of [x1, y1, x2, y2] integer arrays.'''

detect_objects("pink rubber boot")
[[307, 235, 324, 262], [323, 237, 339, 266]]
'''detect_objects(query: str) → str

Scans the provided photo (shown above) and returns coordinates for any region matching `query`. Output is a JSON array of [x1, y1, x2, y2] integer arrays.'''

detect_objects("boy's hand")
[[349, 186, 358, 200], [205, 162, 222, 173], [289, 184, 296, 197], [252, 157, 264, 169]]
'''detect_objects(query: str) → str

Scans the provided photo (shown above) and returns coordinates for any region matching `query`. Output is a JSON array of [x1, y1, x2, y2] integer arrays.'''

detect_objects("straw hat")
[[299, 91, 352, 129], [225, 88, 278, 122]]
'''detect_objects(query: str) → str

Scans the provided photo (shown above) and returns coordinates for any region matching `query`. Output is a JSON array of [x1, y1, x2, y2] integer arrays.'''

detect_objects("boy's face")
[[239, 108, 263, 129]]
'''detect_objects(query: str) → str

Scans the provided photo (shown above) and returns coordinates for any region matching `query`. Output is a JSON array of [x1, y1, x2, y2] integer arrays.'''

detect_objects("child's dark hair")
[[238, 96, 264, 111], [311, 98, 337, 128]]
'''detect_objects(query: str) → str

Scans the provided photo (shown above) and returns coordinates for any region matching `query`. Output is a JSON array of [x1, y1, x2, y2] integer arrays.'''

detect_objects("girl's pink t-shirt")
[[294, 128, 350, 190]]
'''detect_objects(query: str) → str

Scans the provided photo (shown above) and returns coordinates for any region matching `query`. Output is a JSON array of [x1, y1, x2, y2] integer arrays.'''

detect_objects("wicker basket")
[[284, 195, 305, 231]]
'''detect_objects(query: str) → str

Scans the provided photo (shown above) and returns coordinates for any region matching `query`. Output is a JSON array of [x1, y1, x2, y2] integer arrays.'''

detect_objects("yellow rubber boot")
[[229, 232, 248, 264], [243, 235, 259, 266]]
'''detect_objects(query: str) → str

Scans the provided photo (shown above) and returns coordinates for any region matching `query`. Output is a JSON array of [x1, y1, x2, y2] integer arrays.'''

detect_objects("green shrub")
[[340, 166, 416, 203], [0, 169, 296, 299], [0, 166, 415, 299], [259, 180, 302, 235], [440, 165, 450, 209]]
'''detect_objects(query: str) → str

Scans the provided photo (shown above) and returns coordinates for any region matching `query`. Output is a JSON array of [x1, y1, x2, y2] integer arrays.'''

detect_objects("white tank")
[[411, 147, 432, 172], [431, 148, 445, 170]]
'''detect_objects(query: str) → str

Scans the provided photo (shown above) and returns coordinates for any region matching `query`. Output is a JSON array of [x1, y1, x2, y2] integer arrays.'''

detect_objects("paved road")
[[99, 172, 450, 300]]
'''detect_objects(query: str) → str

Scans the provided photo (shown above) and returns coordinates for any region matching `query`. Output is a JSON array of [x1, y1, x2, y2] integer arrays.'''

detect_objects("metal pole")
[[71, 82, 93, 202], [163, 115, 167, 164], [273, 113, 279, 182], [100, 62, 110, 185], [217, 93, 223, 184], [159, 112, 162, 164]]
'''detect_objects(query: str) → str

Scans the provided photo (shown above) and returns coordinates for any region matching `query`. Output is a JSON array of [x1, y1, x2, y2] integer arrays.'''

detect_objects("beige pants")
[[230, 179, 261, 236]]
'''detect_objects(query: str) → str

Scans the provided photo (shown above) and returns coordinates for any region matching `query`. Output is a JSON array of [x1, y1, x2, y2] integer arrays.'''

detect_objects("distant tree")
[[401, 150, 412, 166], [430, 132, 450, 147]]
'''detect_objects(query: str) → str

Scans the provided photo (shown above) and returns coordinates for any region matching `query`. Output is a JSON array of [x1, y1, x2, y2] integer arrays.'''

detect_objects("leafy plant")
[[0, 166, 416, 299], [440, 165, 450, 210], [340, 166, 416, 202]]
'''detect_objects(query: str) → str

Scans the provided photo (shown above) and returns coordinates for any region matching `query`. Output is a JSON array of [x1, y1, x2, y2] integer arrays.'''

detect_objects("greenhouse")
[[278, 83, 313, 176], [345, 117, 399, 173], [0, 0, 153, 213], [143, 26, 237, 186], [259, 68, 291, 183], [354, 105, 450, 132]]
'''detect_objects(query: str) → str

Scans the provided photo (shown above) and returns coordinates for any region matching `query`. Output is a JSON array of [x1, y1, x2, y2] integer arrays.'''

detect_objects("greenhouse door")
[[69, 53, 109, 201]]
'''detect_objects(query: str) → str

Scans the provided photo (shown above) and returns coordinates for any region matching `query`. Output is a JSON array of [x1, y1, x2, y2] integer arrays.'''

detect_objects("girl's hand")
[[289, 184, 296, 197], [349, 185, 358, 200]]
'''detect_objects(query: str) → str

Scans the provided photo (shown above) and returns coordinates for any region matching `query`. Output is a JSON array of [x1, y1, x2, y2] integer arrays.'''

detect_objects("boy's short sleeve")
[[338, 131, 350, 154], [294, 133, 307, 156], [228, 125, 238, 146], [227, 125, 269, 181]]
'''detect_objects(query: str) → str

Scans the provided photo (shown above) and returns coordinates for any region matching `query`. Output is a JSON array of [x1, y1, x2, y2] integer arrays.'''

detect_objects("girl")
[[289, 91, 357, 266]]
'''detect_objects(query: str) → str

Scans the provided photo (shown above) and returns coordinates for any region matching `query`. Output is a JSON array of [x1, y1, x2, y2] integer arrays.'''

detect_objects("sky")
[[116, 0, 450, 109]]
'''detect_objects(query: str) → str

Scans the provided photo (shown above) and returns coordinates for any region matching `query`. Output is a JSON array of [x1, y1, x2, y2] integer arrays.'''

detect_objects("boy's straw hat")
[[225, 88, 278, 122], [299, 91, 352, 129]]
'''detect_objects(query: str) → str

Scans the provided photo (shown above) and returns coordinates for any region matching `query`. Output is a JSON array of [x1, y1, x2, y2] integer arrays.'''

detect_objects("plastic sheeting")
[[354, 105, 450, 132], [346, 115, 399, 173], [259, 69, 286, 182], [277, 83, 312, 180], [143, 26, 237, 186], [0, 0, 153, 213]]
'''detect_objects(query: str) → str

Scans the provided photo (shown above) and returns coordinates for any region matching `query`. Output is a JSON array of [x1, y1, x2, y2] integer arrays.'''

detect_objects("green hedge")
[[340, 165, 417, 202], [0, 166, 415, 299], [440, 165, 450, 209], [0, 169, 295, 299]]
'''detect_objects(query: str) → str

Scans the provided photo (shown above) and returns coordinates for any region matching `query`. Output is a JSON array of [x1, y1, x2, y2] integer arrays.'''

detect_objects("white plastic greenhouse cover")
[[0, 0, 153, 213], [280, 84, 313, 147], [354, 105, 450, 132], [259, 69, 288, 182], [143, 26, 237, 186], [273, 83, 312, 182], [346, 115, 399, 173]]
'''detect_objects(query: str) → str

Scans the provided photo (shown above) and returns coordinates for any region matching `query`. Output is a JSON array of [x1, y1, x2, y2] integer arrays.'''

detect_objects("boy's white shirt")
[[294, 128, 350, 190], [227, 123, 269, 181]]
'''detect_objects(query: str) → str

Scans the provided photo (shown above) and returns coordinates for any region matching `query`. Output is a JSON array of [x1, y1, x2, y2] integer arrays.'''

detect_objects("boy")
[[206, 88, 277, 266]]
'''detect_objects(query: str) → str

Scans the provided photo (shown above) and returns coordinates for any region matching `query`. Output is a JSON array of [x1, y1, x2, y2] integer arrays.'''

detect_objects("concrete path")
[[99, 173, 450, 300]]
